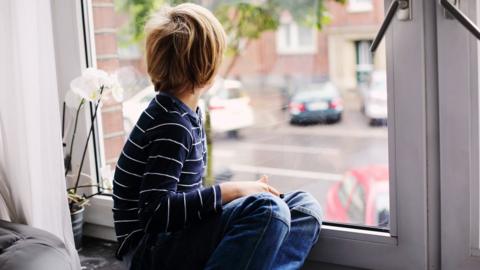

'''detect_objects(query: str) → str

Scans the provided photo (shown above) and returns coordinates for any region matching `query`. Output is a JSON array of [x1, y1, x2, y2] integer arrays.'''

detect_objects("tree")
[[116, 0, 345, 185]]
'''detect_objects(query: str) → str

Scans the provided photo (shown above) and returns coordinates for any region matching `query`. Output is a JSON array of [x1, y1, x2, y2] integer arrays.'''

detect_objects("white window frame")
[[437, 0, 480, 268], [276, 21, 317, 55], [51, 1, 442, 269], [348, 0, 373, 13]]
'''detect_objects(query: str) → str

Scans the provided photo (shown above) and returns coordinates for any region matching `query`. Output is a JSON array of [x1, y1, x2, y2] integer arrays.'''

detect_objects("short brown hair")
[[145, 3, 226, 94]]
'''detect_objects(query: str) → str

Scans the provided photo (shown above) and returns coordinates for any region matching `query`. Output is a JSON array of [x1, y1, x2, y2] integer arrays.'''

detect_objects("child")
[[112, 3, 323, 270]]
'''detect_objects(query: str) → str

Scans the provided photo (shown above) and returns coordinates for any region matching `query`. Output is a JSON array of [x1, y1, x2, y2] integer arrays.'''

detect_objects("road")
[[211, 89, 388, 207]]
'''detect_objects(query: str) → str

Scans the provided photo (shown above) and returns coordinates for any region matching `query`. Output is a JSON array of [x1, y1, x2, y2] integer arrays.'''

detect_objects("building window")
[[276, 22, 317, 55], [348, 0, 373, 12], [355, 40, 374, 85]]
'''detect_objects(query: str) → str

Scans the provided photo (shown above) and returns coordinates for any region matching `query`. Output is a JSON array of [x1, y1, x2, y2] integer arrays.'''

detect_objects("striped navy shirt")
[[112, 91, 222, 258]]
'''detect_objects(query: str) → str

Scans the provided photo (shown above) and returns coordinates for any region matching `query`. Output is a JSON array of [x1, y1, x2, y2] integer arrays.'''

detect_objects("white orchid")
[[63, 67, 124, 202], [70, 68, 110, 102], [108, 74, 125, 102], [64, 89, 84, 109]]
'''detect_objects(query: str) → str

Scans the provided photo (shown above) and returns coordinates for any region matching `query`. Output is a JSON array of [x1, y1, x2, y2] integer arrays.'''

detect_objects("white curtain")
[[0, 0, 81, 269]]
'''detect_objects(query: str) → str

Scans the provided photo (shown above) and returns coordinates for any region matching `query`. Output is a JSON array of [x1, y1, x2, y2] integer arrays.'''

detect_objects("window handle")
[[370, 0, 411, 52], [441, 0, 480, 40]]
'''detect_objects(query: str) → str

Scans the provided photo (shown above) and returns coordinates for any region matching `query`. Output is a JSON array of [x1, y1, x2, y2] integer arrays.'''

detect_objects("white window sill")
[[83, 195, 396, 246]]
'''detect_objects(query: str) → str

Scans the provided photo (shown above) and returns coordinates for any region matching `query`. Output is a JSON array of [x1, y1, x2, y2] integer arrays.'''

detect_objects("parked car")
[[325, 165, 389, 228], [288, 82, 343, 124], [202, 78, 254, 136], [361, 71, 388, 126], [122, 79, 254, 136]]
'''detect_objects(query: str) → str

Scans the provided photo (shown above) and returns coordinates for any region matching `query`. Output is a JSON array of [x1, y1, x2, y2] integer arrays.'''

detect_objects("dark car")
[[288, 82, 343, 124]]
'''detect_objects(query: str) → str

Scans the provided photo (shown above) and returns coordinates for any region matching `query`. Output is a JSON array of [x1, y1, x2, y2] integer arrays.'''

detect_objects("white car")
[[362, 71, 388, 126], [122, 79, 254, 135], [201, 78, 255, 136]]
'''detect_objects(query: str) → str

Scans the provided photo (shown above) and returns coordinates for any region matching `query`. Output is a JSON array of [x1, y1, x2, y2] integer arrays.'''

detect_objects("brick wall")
[[222, 0, 384, 81], [92, 0, 125, 168]]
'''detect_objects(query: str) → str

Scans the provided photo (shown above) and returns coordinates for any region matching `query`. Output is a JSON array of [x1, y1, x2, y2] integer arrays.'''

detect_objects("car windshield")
[[294, 83, 337, 102]]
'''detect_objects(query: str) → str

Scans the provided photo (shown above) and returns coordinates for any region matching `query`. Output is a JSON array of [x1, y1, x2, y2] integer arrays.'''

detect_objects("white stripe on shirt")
[[197, 189, 203, 207], [135, 124, 146, 133], [178, 181, 202, 187], [116, 229, 143, 253], [185, 156, 203, 162], [144, 111, 155, 120], [183, 193, 187, 226], [144, 172, 180, 182], [166, 197, 170, 232], [153, 138, 189, 152], [213, 186, 217, 212], [114, 219, 140, 223], [113, 179, 129, 188], [112, 193, 139, 202], [113, 207, 139, 211], [139, 188, 169, 194], [147, 123, 193, 140], [181, 171, 198, 175], [122, 150, 147, 164], [148, 154, 183, 166], [155, 96, 186, 117], [193, 138, 205, 146], [116, 164, 143, 178], [128, 137, 150, 150]]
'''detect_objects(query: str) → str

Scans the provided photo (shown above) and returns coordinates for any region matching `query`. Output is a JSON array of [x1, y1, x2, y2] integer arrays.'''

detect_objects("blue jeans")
[[126, 191, 322, 270]]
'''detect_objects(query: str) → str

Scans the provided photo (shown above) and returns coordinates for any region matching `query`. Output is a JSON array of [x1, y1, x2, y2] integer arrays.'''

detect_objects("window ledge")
[[320, 224, 396, 245]]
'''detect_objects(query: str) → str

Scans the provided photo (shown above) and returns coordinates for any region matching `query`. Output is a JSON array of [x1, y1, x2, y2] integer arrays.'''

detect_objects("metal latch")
[[440, 0, 480, 39], [370, 0, 412, 52]]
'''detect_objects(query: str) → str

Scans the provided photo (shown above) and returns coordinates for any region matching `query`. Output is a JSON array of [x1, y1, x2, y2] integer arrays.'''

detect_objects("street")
[[211, 89, 389, 209]]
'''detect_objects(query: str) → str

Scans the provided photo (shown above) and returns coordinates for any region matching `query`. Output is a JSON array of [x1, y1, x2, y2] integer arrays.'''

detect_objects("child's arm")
[[219, 176, 281, 204], [138, 126, 222, 234]]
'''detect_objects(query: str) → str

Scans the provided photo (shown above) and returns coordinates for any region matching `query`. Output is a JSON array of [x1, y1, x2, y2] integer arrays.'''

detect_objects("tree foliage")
[[117, 0, 346, 55]]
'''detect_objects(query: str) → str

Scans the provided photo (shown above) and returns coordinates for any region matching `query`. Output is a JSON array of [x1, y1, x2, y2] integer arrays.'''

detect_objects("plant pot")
[[70, 204, 85, 250]]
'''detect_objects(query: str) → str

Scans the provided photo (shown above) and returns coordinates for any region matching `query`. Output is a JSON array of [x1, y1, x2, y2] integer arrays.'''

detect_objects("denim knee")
[[248, 192, 291, 227], [284, 191, 323, 226]]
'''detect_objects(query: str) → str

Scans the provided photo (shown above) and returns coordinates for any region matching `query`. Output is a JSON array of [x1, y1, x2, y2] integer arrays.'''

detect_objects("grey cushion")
[[0, 219, 72, 270]]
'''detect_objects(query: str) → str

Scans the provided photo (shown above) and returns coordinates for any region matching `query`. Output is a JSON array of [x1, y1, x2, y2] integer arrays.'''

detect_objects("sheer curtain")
[[0, 0, 80, 268]]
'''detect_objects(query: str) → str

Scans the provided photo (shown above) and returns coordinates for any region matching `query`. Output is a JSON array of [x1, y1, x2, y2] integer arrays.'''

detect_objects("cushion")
[[0, 219, 71, 270]]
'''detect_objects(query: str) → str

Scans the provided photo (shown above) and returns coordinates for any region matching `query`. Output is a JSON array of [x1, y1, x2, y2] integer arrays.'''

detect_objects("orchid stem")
[[73, 87, 104, 194], [65, 99, 85, 176]]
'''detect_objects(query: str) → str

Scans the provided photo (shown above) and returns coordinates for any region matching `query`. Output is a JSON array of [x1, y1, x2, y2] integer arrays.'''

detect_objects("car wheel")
[[326, 114, 342, 124], [227, 130, 240, 139]]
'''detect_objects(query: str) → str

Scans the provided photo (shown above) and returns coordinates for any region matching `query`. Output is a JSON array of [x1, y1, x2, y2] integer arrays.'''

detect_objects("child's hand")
[[256, 175, 281, 197], [219, 175, 281, 204]]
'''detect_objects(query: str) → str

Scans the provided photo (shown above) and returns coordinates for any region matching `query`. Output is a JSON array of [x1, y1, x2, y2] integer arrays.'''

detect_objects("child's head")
[[145, 3, 226, 95]]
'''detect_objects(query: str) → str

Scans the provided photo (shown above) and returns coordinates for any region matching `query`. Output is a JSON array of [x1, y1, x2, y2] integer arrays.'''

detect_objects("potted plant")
[[62, 68, 123, 249]]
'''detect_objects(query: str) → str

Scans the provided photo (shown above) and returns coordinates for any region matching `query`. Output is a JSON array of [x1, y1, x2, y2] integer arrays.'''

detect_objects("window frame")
[[436, 0, 480, 268], [52, 0, 440, 269], [348, 0, 374, 13], [276, 21, 317, 55]]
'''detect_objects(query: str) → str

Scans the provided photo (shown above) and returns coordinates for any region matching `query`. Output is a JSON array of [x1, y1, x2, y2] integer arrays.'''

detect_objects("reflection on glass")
[[91, 0, 388, 228]]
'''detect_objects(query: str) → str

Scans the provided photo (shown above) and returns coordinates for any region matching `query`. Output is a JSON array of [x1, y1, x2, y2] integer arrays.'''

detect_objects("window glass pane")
[[91, 0, 388, 228], [298, 26, 314, 47]]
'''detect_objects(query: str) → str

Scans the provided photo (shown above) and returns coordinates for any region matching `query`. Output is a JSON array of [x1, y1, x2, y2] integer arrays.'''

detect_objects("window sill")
[[83, 195, 397, 245], [320, 224, 396, 245]]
